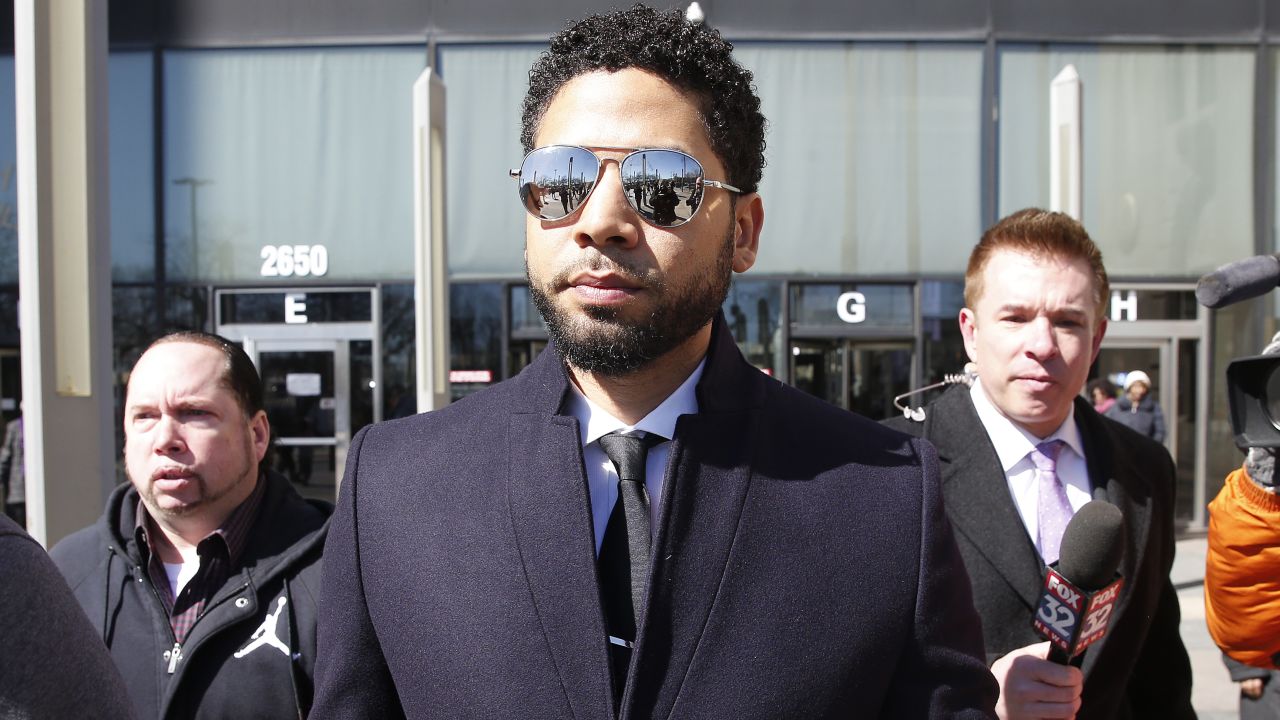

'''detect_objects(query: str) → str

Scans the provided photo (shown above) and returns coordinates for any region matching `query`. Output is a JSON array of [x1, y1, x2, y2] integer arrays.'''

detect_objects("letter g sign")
[[836, 291, 866, 324]]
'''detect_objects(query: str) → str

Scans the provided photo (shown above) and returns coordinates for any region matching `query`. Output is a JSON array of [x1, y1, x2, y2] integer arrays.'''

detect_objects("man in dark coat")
[[1, 513, 135, 718], [886, 209, 1194, 719], [311, 6, 997, 719], [52, 331, 331, 719]]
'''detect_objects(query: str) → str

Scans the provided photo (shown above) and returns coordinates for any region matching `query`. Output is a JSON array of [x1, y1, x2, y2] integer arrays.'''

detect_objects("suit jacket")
[[312, 317, 998, 719], [885, 385, 1194, 719]]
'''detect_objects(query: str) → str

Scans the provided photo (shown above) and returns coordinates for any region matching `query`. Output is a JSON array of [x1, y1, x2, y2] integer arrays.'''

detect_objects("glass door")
[[253, 339, 350, 501], [790, 339, 913, 419], [1094, 342, 1169, 446], [848, 341, 913, 420], [791, 340, 844, 409], [1095, 339, 1200, 522]]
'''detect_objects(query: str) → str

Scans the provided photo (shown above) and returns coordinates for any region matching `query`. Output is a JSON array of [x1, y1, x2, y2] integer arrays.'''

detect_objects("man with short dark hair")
[[52, 331, 332, 719], [886, 209, 1194, 719], [312, 6, 997, 718]]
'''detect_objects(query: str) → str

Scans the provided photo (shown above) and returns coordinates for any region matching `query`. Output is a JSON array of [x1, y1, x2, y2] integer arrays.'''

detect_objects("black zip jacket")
[[51, 471, 331, 720]]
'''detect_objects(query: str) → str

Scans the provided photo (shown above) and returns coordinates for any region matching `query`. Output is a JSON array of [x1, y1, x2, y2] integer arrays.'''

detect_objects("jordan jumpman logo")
[[234, 596, 290, 658]]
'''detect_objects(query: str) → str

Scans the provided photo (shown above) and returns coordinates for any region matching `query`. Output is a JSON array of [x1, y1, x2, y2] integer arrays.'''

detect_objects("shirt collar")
[[567, 358, 705, 445], [969, 379, 1084, 472]]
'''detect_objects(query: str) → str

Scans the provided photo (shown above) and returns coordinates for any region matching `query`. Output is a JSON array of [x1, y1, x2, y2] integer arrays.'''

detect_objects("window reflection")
[[163, 47, 423, 282], [450, 282, 502, 401], [382, 283, 417, 419], [920, 281, 967, 384], [723, 280, 783, 376]]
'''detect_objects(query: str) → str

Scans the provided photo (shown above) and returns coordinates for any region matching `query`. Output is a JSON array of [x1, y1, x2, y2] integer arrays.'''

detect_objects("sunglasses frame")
[[509, 145, 741, 228]]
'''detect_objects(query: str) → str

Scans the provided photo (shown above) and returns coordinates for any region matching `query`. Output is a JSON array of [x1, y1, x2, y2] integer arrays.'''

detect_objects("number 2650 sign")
[[260, 244, 329, 278]]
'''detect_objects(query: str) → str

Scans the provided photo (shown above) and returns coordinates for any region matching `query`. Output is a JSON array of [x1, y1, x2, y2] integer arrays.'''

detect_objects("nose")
[[1024, 317, 1059, 360], [152, 414, 187, 456], [572, 161, 642, 250]]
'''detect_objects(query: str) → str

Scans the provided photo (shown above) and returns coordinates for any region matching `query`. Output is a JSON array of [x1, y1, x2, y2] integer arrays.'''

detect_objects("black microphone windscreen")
[[1057, 500, 1124, 591], [1196, 254, 1280, 309]]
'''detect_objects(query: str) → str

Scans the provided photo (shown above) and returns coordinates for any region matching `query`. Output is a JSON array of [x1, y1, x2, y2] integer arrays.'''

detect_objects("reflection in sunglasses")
[[511, 145, 738, 228]]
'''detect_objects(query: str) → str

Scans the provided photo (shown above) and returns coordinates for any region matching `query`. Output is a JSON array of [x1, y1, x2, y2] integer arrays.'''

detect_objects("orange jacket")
[[1206, 466, 1280, 667]]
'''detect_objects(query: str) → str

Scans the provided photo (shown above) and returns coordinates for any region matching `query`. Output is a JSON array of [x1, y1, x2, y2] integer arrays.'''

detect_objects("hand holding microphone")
[[991, 501, 1125, 719]]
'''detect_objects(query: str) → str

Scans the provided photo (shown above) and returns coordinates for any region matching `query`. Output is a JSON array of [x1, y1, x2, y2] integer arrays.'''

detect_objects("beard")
[[129, 435, 258, 520], [528, 225, 735, 377]]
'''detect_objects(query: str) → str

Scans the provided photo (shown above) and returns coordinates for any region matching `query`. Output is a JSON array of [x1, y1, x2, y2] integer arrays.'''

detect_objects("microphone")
[[1032, 500, 1126, 664], [1196, 254, 1280, 309]]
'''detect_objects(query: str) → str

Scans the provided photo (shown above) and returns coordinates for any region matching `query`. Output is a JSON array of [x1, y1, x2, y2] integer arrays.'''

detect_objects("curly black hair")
[[521, 4, 766, 193]]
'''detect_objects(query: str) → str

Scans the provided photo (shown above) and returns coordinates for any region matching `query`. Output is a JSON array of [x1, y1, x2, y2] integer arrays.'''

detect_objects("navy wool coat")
[[312, 316, 998, 719]]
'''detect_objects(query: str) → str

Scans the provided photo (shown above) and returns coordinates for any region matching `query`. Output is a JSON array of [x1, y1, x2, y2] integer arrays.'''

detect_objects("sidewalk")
[[1174, 535, 1236, 719]]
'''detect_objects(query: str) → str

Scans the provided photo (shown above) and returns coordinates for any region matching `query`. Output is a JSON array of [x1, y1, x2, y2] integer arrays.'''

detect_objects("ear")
[[249, 410, 271, 463], [958, 307, 979, 362], [730, 192, 764, 273]]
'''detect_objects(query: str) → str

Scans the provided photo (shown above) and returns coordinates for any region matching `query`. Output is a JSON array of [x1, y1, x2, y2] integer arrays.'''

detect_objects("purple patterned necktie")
[[1032, 439, 1073, 566]]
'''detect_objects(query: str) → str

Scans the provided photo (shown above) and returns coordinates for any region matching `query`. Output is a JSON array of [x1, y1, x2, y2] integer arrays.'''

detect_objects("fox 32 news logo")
[[1034, 569, 1123, 657]]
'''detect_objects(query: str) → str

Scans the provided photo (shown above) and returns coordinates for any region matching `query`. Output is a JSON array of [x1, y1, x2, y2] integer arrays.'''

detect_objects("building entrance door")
[[216, 287, 380, 499], [1098, 284, 1209, 528], [791, 339, 913, 419], [251, 339, 348, 500]]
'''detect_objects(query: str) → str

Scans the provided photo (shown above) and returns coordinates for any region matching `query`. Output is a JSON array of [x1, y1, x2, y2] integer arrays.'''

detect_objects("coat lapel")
[[1073, 399, 1153, 679], [625, 315, 765, 720], [628, 407, 758, 719], [929, 386, 1045, 609], [505, 348, 614, 719]]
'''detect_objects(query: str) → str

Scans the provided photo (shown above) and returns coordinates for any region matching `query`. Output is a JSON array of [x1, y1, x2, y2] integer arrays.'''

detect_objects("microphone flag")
[[1033, 566, 1124, 662]]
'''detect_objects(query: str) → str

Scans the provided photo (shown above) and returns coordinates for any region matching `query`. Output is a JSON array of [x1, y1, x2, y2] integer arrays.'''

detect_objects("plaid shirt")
[[134, 473, 266, 645]]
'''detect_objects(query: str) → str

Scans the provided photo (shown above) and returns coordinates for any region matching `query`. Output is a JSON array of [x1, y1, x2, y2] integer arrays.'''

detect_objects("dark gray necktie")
[[597, 431, 666, 703]]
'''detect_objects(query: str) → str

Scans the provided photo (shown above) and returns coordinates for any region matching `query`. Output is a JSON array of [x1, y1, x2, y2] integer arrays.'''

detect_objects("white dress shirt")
[[969, 381, 1093, 563], [566, 359, 704, 554]]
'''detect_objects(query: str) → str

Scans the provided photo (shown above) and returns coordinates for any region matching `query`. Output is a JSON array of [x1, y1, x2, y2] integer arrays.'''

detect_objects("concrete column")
[[412, 67, 451, 415], [15, 0, 115, 546]]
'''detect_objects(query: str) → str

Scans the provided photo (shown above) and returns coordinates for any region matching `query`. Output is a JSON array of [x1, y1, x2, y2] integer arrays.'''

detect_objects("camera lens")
[[1266, 364, 1280, 430]]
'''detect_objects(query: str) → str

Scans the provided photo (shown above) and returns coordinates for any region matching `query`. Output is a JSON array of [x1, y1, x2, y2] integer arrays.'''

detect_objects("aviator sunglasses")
[[510, 145, 741, 228]]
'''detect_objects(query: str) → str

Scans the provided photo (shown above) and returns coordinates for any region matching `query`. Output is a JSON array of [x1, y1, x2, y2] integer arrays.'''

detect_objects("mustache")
[[546, 253, 652, 289]]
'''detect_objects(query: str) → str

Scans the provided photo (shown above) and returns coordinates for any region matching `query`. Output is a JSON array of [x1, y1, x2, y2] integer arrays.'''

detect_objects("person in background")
[[0, 408, 24, 527], [885, 208, 1194, 719], [1105, 370, 1166, 443], [1206, 332, 1280, 674], [51, 331, 332, 719], [1087, 378, 1117, 415], [1222, 653, 1280, 720]]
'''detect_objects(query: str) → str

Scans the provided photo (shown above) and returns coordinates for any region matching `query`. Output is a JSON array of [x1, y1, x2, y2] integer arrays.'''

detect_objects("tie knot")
[[1031, 439, 1065, 472], [598, 432, 666, 483]]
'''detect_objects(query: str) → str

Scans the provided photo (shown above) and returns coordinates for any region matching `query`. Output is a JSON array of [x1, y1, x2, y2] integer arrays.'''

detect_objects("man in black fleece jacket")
[[51, 331, 331, 719]]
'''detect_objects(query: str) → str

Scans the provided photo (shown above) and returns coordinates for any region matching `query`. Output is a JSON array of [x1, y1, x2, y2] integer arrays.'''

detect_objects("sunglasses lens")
[[619, 149, 703, 227], [518, 146, 600, 221]]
